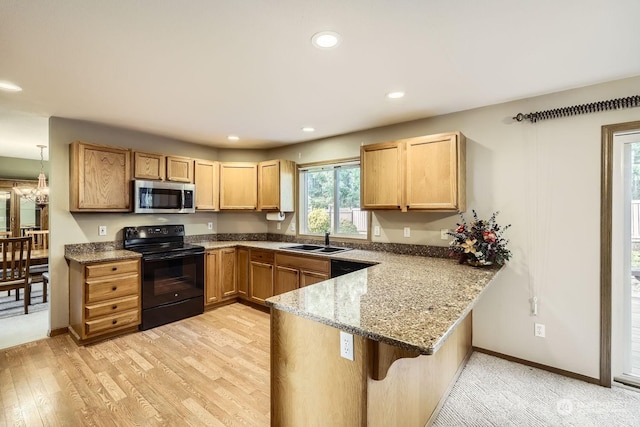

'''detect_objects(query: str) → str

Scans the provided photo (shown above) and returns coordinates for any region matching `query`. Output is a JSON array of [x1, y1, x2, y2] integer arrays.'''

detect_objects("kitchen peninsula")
[[266, 250, 501, 427]]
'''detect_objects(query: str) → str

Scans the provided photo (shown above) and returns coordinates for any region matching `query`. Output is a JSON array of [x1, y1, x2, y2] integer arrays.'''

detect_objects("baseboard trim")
[[473, 347, 600, 386], [48, 327, 68, 337]]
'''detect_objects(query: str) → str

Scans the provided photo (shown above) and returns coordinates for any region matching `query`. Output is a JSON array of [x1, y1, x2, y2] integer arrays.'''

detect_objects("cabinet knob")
[[112, 320, 117, 325], [112, 267, 118, 271], [112, 286, 117, 291], [112, 305, 118, 310]]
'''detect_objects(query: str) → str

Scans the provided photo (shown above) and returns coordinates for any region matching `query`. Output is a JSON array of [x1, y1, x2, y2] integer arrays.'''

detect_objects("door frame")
[[601, 119, 640, 387]]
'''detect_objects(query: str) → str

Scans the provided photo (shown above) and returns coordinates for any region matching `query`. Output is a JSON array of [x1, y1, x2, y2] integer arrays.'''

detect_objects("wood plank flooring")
[[0, 303, 271, 426]]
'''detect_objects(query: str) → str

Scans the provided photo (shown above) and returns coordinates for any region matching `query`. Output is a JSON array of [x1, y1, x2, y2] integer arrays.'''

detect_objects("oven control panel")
[[124, 225, 185, 241]]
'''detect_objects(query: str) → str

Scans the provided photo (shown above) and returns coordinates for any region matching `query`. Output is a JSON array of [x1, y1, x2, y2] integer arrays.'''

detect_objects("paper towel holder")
[[266, 212, 285, 221]]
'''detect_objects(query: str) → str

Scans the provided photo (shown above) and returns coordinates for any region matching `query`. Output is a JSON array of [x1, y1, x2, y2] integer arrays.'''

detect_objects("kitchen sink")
[[282, 244, 351, 254]]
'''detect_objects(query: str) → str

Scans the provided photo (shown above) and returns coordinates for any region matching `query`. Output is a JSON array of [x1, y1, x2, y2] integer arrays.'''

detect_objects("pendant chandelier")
[[14, 144, 49, 207]]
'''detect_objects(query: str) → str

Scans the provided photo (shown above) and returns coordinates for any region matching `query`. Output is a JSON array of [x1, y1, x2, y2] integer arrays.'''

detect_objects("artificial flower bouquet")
[[448, 210, 512, 266]]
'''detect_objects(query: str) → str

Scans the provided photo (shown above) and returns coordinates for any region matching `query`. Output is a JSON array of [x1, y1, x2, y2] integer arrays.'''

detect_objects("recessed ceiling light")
[[227, 135, 239, 141], [311, 31, 341, 49], [0, 81, 22, 92], [386, 91, 405, 99], [302, 127, 315, 133]]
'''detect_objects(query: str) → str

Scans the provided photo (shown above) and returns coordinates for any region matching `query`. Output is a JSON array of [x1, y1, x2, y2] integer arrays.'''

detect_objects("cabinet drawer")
[[275, 254, 329, 274], [85, 259, 139, 279], [85, 295, 139, 320], [251, 249, 274, 264], [85, 309, 140, 336], [85, 275, 139, 304]]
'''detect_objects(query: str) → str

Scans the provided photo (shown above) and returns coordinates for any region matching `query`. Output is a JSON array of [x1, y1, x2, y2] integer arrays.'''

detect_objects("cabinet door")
[[220, 248, 237, 298], [275, 265, 299, 295], [194, 160, 220, 211], [250, 261, 273, 304], [300, 270, 329, 287], [220, 163, 258, 210], [258, 160, 280, 211], [405, 132, 465, 211], [70, 141, 131, 212], [360, 142, 403, 210], [166, 156, 194, 183], [133, 151, 165, 180], [205, 250, 220, 305], [236, 248, 249, 298]]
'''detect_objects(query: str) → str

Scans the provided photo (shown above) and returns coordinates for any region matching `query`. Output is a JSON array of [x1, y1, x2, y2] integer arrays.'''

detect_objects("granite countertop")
[[65, 250, 142, 264], [266, 249, 502, 355], [63, 240, 501, 355]]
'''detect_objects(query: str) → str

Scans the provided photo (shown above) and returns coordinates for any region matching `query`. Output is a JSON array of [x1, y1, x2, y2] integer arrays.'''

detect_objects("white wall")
[[269, 75, 640, 379]]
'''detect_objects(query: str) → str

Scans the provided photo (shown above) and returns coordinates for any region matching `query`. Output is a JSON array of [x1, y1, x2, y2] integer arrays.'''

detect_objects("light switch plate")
[[403, 227, 410, 238], [207, 222, 213, 230], [374, 226, 380, 236], [277, 223, 281, 230], [98, 225, 107, 236], [441, 228, 449, 240]]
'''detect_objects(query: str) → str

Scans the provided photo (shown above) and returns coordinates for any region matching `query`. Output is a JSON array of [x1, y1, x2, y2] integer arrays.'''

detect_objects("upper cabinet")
[[361, 131, 466, 212], [133, 151, 193, 183], [258, 159, 295, 212], [219, 162, 258, 210], [133, 151, 165, 181], [69, 141, 132, 212], [166, 155, 194, 183], [194, 159, 220, 211]]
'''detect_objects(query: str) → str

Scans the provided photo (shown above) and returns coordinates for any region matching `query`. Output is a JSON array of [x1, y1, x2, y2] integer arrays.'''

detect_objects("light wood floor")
[[0, 303, 271, 426]]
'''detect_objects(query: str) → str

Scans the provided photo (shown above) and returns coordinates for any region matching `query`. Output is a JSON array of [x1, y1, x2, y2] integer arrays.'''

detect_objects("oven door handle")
[[143, 251, 203, 262]]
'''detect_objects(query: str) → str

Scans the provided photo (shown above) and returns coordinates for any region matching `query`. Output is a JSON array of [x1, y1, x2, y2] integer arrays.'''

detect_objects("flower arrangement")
[[448, 210, 512, 266]]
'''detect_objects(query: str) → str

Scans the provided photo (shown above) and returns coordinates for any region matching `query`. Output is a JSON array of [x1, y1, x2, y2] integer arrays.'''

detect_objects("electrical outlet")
[[340, 331, 354, 361], [534, 323, 546, 338], [441, 228, 449, 240], [207, 222, 213, 230], [98, 225, 107, 236], [290, 223, 296, 233], [403, 227, 410, 238], [374, 226, 380, 236], [276, 223, 281, 230]]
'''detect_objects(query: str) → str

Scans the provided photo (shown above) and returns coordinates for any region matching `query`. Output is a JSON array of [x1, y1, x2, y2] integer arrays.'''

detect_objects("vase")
[[467, 259, 493, 267]]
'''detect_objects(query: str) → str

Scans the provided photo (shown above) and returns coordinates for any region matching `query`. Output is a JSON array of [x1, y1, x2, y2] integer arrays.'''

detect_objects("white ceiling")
[[1, 0, 639, 160]]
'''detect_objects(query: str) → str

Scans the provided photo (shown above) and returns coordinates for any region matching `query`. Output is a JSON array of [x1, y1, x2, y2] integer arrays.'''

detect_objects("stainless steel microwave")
[[133, 180, 196, 214]]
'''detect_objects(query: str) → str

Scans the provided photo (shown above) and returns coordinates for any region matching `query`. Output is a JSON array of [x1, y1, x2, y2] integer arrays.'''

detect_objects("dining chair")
[[0, 231, 10, 238], [0, 237, 32, 314], [25, 229, 49, 250]]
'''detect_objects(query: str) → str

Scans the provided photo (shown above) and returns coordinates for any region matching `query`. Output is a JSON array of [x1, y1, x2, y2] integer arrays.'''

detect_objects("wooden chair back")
[[25, 230, 49, 250], [0, 231, 10, 239], [0, 237, 32, 314]]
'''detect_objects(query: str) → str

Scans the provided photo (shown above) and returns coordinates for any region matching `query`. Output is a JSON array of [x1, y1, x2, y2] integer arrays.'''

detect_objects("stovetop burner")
[[123, 225, 204, 257]]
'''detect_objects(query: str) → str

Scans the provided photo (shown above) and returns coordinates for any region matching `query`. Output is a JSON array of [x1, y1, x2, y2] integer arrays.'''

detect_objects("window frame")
[[296, 157, 370, 242]]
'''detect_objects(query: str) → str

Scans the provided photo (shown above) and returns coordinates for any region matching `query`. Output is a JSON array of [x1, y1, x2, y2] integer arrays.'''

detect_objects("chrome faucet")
[[325, 231, 330, 247]]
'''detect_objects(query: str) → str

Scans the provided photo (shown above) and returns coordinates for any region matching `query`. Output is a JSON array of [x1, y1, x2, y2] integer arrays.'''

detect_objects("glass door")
[[628, 138, 640, 377]]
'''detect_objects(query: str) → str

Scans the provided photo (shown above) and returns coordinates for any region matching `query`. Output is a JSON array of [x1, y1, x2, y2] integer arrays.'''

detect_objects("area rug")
[[433, 352, 640, 426], [0, 282, 48, 320]]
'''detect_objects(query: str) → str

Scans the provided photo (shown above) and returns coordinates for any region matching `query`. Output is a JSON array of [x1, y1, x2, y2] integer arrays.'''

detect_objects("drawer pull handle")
[[112, 286, 117, 291], [112, 267, 118, 271], [112, 320, 117, 325], [112, 305, 118, 310]]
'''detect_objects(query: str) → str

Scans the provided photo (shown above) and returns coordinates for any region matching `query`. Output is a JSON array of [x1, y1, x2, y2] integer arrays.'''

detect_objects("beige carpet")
[[434, 352, 640, 426]]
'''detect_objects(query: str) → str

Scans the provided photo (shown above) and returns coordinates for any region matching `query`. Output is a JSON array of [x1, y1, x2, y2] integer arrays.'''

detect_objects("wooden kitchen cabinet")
[[220, 162, 258, 210], [249, 249, 274, 305], [194, 159, 220, 211], [258, 159, 296, 212], [236, 247, 249, 299], [69, 141, 132, 212], [275, 253, 330, 291], [360, 131, 466, 212], [205, 248, 237, 306], [133, 151, 165, 180], [166, 155, 194, 183], [68, 258, 141, 344]]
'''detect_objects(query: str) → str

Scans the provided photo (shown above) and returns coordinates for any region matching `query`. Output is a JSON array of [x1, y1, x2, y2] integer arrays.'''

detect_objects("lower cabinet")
[[274, 253, 330, 292], [249, 249, 275, 305], [236, 247, 249, 299], [205, 248, 237, 306], [68, 258, 141, 344]]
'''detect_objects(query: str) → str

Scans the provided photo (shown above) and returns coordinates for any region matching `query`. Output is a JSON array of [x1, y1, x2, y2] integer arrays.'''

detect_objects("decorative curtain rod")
[[512, 94, 640, 123]]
